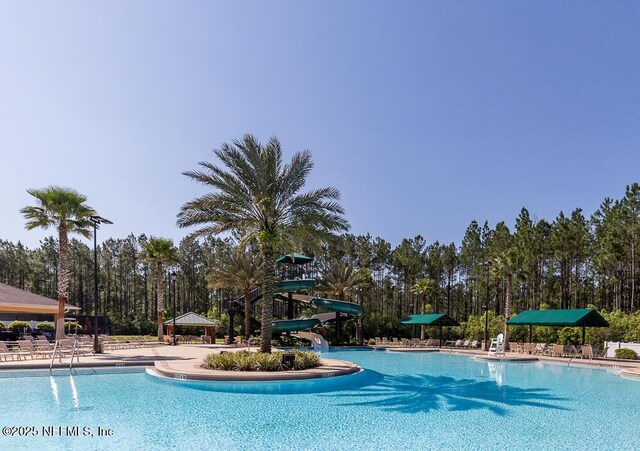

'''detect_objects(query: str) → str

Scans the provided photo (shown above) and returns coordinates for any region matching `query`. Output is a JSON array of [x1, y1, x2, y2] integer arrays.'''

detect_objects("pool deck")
[[1, 343, 639, 380], [372, 345, 640, 377]]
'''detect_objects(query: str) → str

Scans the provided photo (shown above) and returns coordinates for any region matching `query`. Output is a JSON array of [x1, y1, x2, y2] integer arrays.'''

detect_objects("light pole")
[[171, 271, 177, 346], [483, 261, 492, 351], [89, 215, 112, 354]]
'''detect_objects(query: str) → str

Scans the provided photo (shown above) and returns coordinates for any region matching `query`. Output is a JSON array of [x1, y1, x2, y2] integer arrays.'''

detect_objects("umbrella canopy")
[[399, 313, 460, 327], [275, 252, 313, 264]]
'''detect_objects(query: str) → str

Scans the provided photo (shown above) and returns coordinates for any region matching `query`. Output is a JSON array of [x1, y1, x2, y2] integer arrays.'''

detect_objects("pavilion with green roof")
[[398, 313, 460, 347], [506, 308, 609, 344]]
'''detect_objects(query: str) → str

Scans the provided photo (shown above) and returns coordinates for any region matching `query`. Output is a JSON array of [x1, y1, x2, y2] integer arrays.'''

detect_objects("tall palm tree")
[[207, 247, 261, 340], [319, 260, 371, 300], [141, 237, 180, 340], [492, 247, 524, 346], [319, 260, 372, 344], [21, 186, 96, 339], [178, 134, 348, 352], [411, 278, 438, 339]]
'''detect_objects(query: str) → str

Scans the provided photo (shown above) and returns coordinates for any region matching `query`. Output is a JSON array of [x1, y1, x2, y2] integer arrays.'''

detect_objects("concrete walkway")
[[0, 343, 258, 370]]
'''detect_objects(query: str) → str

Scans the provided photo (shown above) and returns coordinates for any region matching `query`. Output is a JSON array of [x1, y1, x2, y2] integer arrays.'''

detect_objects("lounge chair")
[[508, 342, 518, 353], [17, 340, 52, 359], [579, 344, 594, 360], [0, 342, 30, 361], [552, 344, 564, 357], [469, 340, 479, 348]]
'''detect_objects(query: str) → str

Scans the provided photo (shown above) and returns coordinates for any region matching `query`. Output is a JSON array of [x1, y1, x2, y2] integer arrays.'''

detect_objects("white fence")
[[604, 341, 640, 358]]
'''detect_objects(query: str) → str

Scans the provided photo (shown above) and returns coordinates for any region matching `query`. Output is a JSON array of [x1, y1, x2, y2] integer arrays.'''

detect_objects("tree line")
[[1, 183, 638, 338]]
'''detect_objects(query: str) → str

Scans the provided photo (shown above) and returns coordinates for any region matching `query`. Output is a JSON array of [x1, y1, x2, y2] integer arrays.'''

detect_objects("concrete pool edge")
[[152, 357, 360, 381]]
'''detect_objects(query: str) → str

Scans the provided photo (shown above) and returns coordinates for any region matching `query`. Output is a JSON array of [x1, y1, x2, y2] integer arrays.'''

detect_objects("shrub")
[[202, 350, 321, 372], [557, 327, 581, 345], [0, 322, 4, 332], [615, 348, 638, 360], [36, 322, 54, 332], [7, 321, 31, 333], [368, 338, 376, 345]]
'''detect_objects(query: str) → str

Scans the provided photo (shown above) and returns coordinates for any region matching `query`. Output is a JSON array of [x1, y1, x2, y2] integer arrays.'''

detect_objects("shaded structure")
[[0, 282, 79, 322], [506, 308, 609, 344], [399, 314, 460, 347], [164, 312, 218, 343]]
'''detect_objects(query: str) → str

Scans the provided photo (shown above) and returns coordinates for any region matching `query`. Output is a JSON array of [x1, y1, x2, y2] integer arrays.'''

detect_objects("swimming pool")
[[1, 349, 638, 450]]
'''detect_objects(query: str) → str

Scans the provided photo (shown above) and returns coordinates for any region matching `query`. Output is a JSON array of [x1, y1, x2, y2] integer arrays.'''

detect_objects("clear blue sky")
[[1, 1, 639, 249]]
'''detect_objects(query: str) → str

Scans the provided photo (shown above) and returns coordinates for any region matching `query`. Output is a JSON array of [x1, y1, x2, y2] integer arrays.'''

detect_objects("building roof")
[[164, 312, 218, 326], [0, 282, 79, 314], [398, 313, 460, 327], [506, 308, 609, 327]]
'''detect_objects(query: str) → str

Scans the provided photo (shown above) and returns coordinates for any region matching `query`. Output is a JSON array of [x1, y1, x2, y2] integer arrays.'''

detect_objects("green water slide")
[[271, 318, 321, 334], [310, 298, 364, 316], [276, 279, 315, 293], [269, 257, 364, 333]]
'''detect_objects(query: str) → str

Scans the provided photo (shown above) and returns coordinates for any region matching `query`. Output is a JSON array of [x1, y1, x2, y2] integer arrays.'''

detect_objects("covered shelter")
[[506, 308, 609, 344], [275, 252, 313, 264], [164, 312, 218, 343], [0, 282, 79, 322], [399, 313, 460, 347]]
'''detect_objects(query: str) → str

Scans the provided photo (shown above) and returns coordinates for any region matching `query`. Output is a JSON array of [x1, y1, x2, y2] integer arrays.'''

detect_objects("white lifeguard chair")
[[488, 333, 505, 356]]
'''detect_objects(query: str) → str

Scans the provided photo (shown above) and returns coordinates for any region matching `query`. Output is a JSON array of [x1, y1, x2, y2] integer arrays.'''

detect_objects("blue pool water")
[[1, 349, 639, 450]]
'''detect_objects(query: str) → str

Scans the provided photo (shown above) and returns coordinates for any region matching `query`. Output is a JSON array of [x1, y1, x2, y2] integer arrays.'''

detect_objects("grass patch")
[[202, 350, 321, 372]]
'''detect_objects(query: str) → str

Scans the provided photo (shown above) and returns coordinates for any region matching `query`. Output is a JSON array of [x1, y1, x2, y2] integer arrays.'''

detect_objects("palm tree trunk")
[[56, 224, 69, 340], [504, 274, 512, 346], [244, 288, 251, 341], [156, 262, 164, 340], [260, 246, 275, 353]]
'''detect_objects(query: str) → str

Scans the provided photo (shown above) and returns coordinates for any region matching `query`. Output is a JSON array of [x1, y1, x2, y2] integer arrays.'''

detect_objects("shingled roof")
[[0, 282, 79, 314]]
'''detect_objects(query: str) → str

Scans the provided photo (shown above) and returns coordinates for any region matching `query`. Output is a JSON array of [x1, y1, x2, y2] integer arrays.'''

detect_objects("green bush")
[[7, 321, 32, 333], [615, 348, 638, 360], [0, 322, 4, 332], [36, 322, 54, 332], [557, 327, 582, 345], [368, 338, 376, 345], [202, 350, 321, 372]]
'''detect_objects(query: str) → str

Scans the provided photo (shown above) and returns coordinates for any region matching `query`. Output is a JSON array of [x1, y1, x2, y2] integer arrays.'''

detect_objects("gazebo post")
[[529, 325, 532, 343], [582, 325, 586, 345], [439, 325, 442, 348]]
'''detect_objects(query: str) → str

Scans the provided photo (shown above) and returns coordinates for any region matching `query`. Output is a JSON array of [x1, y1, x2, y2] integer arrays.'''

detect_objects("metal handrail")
[[69, 336, 78, 372], [49, 340, 59, 373]]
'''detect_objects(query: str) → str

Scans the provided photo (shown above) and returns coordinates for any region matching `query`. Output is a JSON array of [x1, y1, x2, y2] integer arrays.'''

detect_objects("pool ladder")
[[49, 336, 79, 374]]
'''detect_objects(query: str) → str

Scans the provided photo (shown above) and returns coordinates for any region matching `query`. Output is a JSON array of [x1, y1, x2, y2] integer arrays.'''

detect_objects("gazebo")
[[506, 308, 609, 344], [398, 313, 460, 347], [164, 312, 218, 343]]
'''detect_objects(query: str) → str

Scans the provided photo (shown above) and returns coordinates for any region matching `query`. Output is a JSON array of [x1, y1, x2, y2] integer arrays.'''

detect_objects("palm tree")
[[141, 237, 180, 340], [21, 186, 96, 339], [492, 247, 524, 346], [177, 134, 348, 352], [319, 260, 372, 344], [207, 247, 261, 340], [411, 278, 438, 339]]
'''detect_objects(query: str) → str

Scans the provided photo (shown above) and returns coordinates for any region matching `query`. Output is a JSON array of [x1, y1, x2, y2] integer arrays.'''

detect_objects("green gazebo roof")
[[399, 313, 460, 327], [275, 252, 313, 264], [506, 309, 609, 327], [164, 312, 218, 326]]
